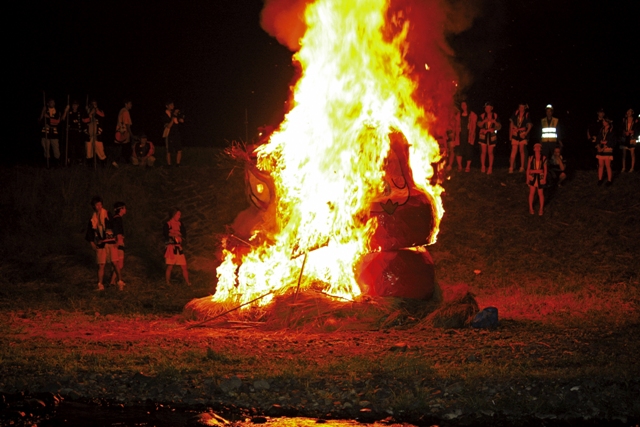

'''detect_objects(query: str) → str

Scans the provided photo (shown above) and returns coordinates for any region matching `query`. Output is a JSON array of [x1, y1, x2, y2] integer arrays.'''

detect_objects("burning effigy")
[[186, 0, 474, 327]]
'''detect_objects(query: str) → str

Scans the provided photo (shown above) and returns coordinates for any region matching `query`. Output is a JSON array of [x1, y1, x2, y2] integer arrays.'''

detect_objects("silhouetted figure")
[[113, 99, 133, 168], [526, 142, 548, 216], [595, 119, 615, 186], [83, 99, 107, 167], [39, 98, 61, 167], [109, 202, 127, 291], [63, 100, 84, 165], [620, 108, 638, 172], [85, 196, 122, 291], [454, 101, 477, 172], [131, 133, 156, 167], [478, 102, 500, 174], [509, 103, 532, 173], [164, 208, 191, 286]]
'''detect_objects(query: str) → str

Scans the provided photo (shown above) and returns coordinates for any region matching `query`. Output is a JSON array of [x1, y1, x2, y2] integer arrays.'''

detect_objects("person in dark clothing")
[[62, 100, 84, 165], [595, 119, 615, 186], [587, 108, 607, 145], [509, 103, 532, 173], [163, 101, 185, 166], [548, 146, 567, 187], [39, 98, 61, 167], [526, 142, 548, 216], [454, 101, 477, 172], [82, 99, 107, 166], [85, 196, 122, 290], [131, 133, 156, 167], [109, 202, 127, 290], [113, 99, 133, 168], [477, 102, 500, 174], [164, 207, 191, 286], [620, 108, 638, 172]]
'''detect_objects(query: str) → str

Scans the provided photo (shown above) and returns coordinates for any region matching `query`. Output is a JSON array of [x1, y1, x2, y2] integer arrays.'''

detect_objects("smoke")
[[388, 0, 484, 135], [260, 0, 311, 52], [260, 0, 484, 133]]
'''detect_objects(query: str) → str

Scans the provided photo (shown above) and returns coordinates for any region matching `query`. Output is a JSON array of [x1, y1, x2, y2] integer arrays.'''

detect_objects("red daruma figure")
[[356, 132, 437, 300]]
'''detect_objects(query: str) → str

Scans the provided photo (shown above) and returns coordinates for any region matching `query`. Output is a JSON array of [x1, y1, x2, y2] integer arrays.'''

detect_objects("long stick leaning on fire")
[[186, 235, 322, 329]]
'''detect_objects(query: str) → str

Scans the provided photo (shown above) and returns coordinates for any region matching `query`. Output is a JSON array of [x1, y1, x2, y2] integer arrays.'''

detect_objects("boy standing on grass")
[[109, 202, 127, 290], [85, 196, 123, 291]]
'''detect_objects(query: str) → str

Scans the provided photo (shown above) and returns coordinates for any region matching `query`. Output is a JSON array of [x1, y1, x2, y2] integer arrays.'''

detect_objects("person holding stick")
[[113, 99, 133, 168], [85, 196, 122, 291], [83, 99, 107, 167], [63, 99, 84, 166], [39, 97, 62, 168]]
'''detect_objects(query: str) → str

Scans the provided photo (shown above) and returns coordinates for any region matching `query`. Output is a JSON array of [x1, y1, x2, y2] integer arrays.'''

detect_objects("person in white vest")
[[540, 104, 561, 158]]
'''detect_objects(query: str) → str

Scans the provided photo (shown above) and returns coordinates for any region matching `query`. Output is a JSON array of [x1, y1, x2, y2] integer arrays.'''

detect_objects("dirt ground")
[[2, 310, 639, 426]]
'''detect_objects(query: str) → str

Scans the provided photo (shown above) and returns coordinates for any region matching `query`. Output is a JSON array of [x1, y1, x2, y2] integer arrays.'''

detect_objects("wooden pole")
[[186, 291, 273, 329]]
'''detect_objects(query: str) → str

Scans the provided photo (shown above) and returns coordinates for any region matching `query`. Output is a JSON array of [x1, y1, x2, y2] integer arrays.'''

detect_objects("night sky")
[[12, 0, 639, 164]]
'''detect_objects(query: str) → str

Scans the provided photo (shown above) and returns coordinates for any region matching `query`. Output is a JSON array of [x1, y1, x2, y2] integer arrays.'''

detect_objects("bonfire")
[[186, 0, 475, 329]]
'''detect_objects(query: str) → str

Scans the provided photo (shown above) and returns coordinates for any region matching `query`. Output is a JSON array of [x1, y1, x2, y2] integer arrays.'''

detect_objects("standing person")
[[509, 103, 532, 173], [620, 108, 638, 172], [526, 142, 548, 216], [163, 101, 185, 167], [62, 100, 84, 166], [454, 100, 477, 172], [540, 104, 561, 158], [109, 202, 127, 290], [445, 109, 458, 171], [164, 208, 191, 286], [477, 102, 500, 174], [131, 133, 156, 167], [85, 196, 122, 291], [595, 119, 615, 186], [587, 108, 606, 145], [83, 99, 107, 167], [113, 99, 133, 168], [39, 98, 62, 168]]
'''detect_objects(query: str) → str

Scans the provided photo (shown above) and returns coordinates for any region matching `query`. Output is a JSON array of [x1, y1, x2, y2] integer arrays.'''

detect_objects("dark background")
[[10, 0, 639, 166]]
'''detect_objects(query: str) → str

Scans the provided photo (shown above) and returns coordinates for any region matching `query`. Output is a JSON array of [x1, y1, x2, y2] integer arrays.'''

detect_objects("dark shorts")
[[165, 136, 183, 153]]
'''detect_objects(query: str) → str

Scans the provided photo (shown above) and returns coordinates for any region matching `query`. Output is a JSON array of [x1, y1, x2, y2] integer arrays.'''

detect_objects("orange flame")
[[215, 0, 444, 307]]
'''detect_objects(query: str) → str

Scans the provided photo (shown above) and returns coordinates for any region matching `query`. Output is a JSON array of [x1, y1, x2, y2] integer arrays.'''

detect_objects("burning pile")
[[190, 0, 459, 321]]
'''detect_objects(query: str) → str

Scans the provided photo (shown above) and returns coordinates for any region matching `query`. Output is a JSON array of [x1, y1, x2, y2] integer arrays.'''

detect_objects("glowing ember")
[[214, 0, 444, 307]]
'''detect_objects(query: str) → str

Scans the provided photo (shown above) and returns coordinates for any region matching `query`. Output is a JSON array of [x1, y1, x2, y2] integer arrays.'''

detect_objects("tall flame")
[[215, 0, 444, 307]]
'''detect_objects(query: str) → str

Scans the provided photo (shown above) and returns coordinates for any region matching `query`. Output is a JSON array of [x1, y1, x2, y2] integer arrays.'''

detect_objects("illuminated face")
[[603, 121, 610, 130], [518, 104, 526, 114], [93, 201, 103, 212], [172, 211, 181, 221], [484, 104, 492, 114], [461, 101, 468, 113], [626, 109, 634, 117], [533, 144, 541, 153]]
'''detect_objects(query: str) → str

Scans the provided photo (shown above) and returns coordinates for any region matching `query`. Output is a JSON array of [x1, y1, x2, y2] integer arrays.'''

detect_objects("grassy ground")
[[0, 148, 639, 425]]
